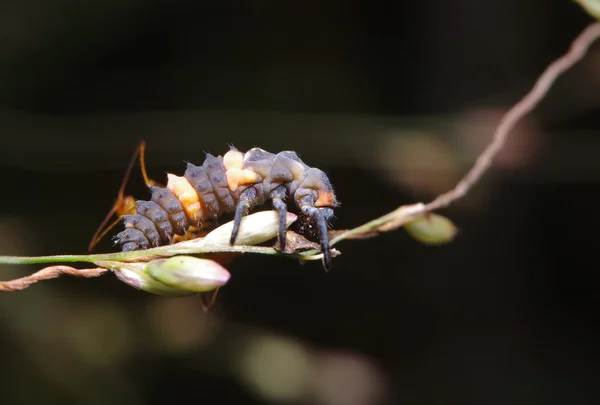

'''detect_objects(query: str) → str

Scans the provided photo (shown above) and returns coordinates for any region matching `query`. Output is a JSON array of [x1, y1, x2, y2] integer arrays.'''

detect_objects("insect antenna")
[[88, 140, 160, 252]]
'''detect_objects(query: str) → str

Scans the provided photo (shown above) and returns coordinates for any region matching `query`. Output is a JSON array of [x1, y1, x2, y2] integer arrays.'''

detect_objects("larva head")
[[295, 167, 338, 209]]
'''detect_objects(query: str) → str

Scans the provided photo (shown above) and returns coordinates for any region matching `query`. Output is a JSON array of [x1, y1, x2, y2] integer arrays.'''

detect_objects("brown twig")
[[425, 21, 600, 212], [0, 266, 108, 292]]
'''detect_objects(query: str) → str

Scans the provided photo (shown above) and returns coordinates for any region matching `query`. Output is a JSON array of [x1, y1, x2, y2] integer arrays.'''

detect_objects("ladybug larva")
[[114, 146, 338, 269]]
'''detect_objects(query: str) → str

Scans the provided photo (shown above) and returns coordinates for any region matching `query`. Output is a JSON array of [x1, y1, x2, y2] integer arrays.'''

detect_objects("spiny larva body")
[[115, 147, 338, 269]]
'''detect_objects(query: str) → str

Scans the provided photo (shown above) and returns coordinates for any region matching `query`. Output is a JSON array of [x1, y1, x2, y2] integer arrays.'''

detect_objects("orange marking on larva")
[[226, 169, 241, 192], [223, 150, 244, 170], [315, 191, 335, 207], [240, 169, 261, 184], [226, 168, 261, 192], [167, 174, 204, 224]]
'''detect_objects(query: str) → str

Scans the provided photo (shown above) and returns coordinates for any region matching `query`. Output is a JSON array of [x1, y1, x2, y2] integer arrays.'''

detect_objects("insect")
[[88, 141, 162, 252], [94, 142, 338, 270]]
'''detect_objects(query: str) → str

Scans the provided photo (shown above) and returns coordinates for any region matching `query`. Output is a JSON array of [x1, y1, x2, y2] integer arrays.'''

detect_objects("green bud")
[[203, 211, 297, 246], [113, 263, 194, 296], [573, 0, 600, 19], [404, 213, 457, 245], [145, 256, 230, 293]]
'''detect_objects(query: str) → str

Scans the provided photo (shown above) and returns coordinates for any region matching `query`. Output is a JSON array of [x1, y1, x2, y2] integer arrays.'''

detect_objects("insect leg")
[[200, 287, 220, 312], [230, 187, 259, 245], [270, 185, 288, 251], [301, 206, 333, 271]]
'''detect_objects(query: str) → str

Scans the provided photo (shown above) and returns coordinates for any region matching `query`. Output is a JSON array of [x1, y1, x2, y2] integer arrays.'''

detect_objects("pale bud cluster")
[[113, 211, 297, 295]]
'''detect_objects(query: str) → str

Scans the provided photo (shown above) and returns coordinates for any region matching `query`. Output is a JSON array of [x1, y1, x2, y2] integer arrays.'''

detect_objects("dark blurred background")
[[1, 1, 600, 404]]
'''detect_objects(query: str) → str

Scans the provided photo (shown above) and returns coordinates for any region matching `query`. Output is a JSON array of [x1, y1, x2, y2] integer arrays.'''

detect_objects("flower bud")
[[404, 213, 457, 245], [145, 256, 230, 293], [203, 211, 297, 246], [113, 263, 194, 296], [573, 0, 600, 19]]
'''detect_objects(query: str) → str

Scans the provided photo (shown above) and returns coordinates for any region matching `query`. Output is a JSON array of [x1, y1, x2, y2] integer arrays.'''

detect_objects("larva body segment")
[[115, 147, 338, 269]]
